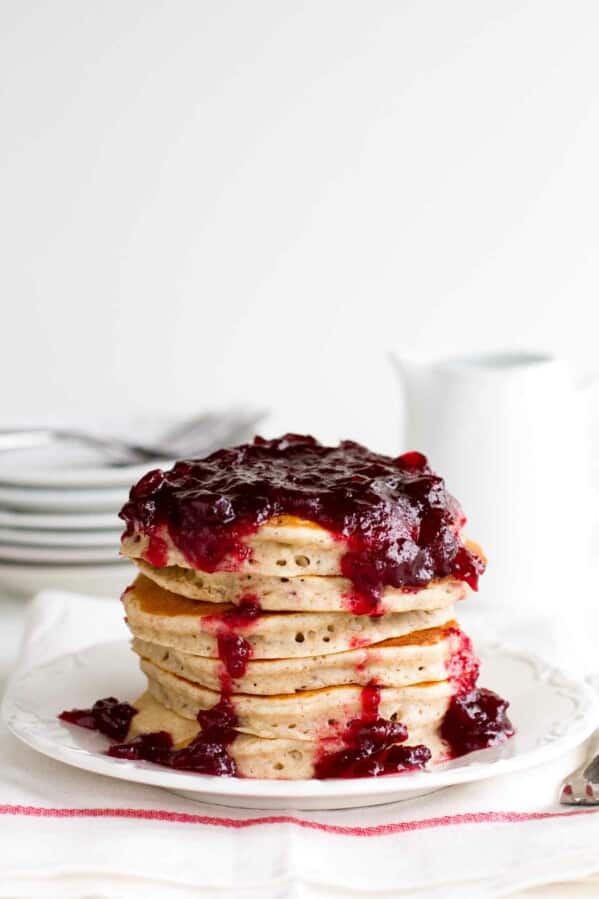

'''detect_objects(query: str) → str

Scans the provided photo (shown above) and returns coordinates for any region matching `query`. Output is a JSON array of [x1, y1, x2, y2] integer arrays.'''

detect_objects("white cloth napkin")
[[1, 590, 598, 899]]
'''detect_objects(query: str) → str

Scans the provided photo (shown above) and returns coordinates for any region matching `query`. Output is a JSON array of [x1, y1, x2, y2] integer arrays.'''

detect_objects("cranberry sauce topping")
[[315, 680, 431, 779], [108, 698, 238, 775], [59, 697, 138, 741], [315, 715, 430, 779], [441, 687, 514, 757], [107, 730, 173, 762], [120, 434, 484, 613], [203, 595, 261, 690], [73, 698, 240, 776], [445, 627, 480, 696], [360, 681, 381, 720], [217, 635, 252, 683]]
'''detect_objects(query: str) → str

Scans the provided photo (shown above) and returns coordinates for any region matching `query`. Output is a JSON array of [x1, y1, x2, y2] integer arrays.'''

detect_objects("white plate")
[[0, 437, 169, 488], [0, 544, 121, 563], [0, 527, 121, 547], [0, 484, 127, 512], [3, 641, 597, 810], [0, 561, 132, 597], [0, 509, 121, 530]]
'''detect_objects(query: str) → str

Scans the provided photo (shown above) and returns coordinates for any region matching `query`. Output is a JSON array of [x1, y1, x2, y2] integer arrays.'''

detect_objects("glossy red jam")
[[446, 627, 480, 695], [120, 435, 484, 613], [314, 681, 431, 778], [360, 681, 381, 720], [107, 730, 173, 762], [59, 697, 138, 741], [315, 715, 431, 778], [63, 698, 239, 776], [217, 634, 252, 682], [441, 687, 514, 756], [203, 595, 261, 690]]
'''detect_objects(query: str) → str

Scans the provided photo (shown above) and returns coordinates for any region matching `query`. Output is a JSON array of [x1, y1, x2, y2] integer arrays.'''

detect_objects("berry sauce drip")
[[314, 680, 431, 779], [203, 595, 261, 692], [441, 687, 514, 757], [120, 434, 485, 614], [59, 697, 138, 742], [98, 599, 261, 776], [360, 681, 381, 720], [445, 627, 480, 696], [217, 635, 252, 684]]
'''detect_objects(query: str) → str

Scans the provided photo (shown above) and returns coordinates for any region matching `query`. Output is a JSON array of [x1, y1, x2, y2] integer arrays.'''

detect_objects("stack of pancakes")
[[120, 514, 481, 779]]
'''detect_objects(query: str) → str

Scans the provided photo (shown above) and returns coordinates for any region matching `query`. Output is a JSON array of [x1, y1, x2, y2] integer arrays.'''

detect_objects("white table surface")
[[0, 589, 596, 899]]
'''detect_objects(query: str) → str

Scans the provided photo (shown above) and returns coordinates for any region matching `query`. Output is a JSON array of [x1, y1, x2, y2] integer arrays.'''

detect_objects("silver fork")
[[0, 408, 266, 466], [560, 732, 599, 805], [560, 675, 599, 805]]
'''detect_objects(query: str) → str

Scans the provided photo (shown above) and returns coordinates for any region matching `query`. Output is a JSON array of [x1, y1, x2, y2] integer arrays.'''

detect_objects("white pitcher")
[[390, 351, 594, 620]]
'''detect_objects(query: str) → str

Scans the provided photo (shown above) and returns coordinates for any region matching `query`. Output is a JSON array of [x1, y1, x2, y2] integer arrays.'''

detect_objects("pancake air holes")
[[418, 665, 424, 671], [328, 719, 338, 726], [274, 762, 284, 771], [276, 559, 287, 567], [162, 651, 170, 662], [290, 750, 302, 761], [295, 555, 310, 567], [195, 576, 204, 588], [288, 723, 296, 729], [295, 632, 305, 643], [323, 636, 330, 642], [280, 577, 289, 582], [390, 712, 398, 722], [327, 624, 335, 633]]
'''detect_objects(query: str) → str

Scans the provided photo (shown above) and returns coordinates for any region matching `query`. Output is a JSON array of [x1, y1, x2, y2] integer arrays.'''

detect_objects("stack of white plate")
[[0, 444, 167, 597]]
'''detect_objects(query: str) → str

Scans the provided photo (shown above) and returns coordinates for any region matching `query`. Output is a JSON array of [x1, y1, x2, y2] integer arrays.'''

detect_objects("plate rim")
[[0, 527, 121, 547], [0, 458, 171, 490], [0, 484, 126, 512], [0, 544, 121, 563], [3, 639, 598, 801], [0, 510, 121, 530]]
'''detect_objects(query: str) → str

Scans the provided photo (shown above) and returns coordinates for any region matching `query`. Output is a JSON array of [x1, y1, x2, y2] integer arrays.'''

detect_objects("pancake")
[[134, 558, 467, 614], [122, 515, 485, 581], [123, 575, 456, 660], [128, 691, 448, 779], [121, 515, 346, 577], [139, 656, 454, 741], [131, 622, 472, 694]]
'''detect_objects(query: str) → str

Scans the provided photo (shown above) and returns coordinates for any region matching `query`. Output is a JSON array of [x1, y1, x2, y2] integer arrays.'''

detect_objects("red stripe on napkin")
[[0, 805, 597, 835]]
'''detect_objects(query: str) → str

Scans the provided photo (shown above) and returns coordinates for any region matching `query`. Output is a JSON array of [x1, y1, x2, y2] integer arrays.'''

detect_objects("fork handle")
[[0, 428, 159, 464], [581, 731, 599, 774]]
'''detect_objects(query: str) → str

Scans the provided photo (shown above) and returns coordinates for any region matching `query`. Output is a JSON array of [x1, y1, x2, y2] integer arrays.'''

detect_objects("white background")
[[2, 0, 599, 451]]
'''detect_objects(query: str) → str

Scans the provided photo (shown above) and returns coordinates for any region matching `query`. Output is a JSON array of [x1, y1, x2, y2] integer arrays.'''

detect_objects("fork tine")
[[174, 410, 267, 459], [560, 730, 599, 805], [160, 412, 221, 446]]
